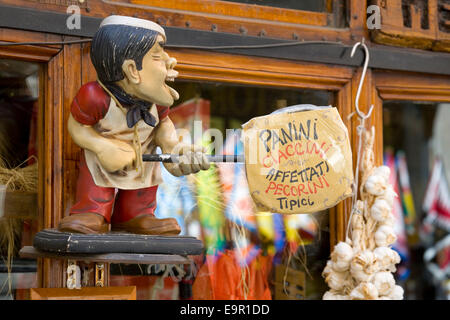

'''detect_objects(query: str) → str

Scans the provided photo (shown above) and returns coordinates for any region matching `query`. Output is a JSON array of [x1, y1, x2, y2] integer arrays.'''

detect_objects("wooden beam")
[[30, 286, 136, 300], [131, 0, 329, 26]]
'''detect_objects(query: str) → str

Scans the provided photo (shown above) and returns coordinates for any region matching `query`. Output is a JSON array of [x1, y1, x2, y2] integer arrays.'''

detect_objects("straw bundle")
[[0, 156, 38, 295], [0, 157, 38, 192]]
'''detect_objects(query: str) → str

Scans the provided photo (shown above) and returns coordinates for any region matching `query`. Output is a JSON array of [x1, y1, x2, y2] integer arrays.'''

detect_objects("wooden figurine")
[[58, 16, 210, 235]]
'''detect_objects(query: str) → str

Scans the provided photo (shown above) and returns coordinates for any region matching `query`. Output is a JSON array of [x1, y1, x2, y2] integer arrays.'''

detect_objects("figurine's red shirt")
[[70, 81, 169, 125]]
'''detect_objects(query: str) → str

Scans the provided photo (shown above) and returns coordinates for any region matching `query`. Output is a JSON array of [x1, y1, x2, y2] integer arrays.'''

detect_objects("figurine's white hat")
[[99, 15, 166, 39]]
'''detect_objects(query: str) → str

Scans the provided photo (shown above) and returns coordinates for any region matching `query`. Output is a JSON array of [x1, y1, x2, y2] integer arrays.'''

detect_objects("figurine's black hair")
[[90, 25, 159, 83]]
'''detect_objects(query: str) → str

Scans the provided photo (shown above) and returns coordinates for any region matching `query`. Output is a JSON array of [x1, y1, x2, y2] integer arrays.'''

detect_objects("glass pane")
[[223, 0, 327, 12], [383, 101, 450, 300], [0, 59, 39, 300], [110, 80, 334, 300]]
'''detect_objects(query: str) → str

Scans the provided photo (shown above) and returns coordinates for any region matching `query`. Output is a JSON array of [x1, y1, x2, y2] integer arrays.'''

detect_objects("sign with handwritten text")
[[242, 107, 353, 214]]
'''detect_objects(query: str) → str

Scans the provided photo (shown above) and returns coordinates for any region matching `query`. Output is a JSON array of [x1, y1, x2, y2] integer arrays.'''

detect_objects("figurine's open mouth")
[[165, 69, 179, 100]]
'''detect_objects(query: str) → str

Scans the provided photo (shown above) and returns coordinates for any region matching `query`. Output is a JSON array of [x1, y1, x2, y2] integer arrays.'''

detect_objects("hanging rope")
[[346, 38, 374, 242]]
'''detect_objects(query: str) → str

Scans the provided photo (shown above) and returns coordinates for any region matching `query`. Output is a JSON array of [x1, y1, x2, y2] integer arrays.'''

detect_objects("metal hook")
[[350, 38, 374, 120]]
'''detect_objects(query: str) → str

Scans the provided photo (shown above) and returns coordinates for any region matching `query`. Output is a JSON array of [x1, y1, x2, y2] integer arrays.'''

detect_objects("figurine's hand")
[[164, 144, 210, 177], [96, 139, 136, 172]]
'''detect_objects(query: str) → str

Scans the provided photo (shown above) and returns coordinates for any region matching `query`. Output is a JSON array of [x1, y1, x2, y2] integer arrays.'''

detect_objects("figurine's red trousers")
[[69, 152, 158, 224]]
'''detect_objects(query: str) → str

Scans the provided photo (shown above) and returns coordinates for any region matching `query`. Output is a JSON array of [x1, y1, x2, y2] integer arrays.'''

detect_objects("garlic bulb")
[[322, 152, 403, 300], [373, 166, 390, 183], [377, 185, 397, 207], [325, 269, 349, 291], [379, 214, 395, 227], [371, 199, 392, 222], [387, 285, 404, 300], [365, 174, 387, 196], [350, 282, 379, 300], [350, 250, 378, 282], [322, 260, 334, 279], [375, 225, 397, 247], [323, 291, 349, 300], [372, 272, 395, 296], [373, 247, 400, 272], [331, 242, 354, 272]]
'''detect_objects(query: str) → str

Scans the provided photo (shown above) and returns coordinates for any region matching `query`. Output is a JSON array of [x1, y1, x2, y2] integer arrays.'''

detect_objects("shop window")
[[110, 80, 334, 300], [383, 101, 450, 300], [0, 59, 39, 300]]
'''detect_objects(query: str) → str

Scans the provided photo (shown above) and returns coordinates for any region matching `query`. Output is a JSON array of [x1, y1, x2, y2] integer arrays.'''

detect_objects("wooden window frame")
[[374, 71, 450, 103], [0, 28, 63, 289], [371, 70, 450, 247], [372, 70, 450, 159]]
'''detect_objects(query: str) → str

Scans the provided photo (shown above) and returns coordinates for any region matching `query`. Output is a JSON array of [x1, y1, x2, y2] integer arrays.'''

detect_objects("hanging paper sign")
[[242, 106, 353, 214]]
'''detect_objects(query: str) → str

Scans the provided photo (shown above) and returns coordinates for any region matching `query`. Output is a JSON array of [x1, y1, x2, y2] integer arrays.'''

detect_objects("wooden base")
[[19, 246, 193, 264], [33, 228, 204, 255]]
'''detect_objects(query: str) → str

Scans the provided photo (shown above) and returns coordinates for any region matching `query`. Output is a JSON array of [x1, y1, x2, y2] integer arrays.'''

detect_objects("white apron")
[[84, 98, 163, 190]]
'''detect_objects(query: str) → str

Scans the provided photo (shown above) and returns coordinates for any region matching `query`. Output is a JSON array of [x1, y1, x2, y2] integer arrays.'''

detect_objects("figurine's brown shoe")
[[58, 213, 109, 234], [111, 215, 181, 235]]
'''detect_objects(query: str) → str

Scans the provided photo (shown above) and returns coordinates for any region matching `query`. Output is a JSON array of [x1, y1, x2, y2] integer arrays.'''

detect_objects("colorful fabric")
[[284, 214, 317, 253], [217, 131, 257, 232], [196, 161, 226, 254], [396, 151, 416, 235], [255, 212, 277, 255], [384, 150, 410, 265], [423, 158, 450, 232], [192, 250, 272, 300]]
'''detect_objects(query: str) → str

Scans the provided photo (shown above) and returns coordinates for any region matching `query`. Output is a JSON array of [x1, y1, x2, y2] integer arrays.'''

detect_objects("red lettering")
[[306, 141, 311, 154], [283, 185, 290, 196], [322, 175, 330, 187], [278, 150, 288, 162], [309, 142, 321, 155], [307, 181, 314, 194], [295, 142, 304, 155], [298, 183, 309, 196], [319, 142, 328, 159], [263, 153, 273, 168], [291, 186, 298, 196], [275, 184, 283, 195], [265, 181, 276, 193], [285, 144, 294, 157], [312, 177, 325, 194]]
